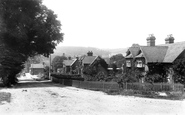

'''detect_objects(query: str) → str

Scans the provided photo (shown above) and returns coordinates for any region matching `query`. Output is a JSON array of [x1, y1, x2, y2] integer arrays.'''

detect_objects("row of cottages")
[[125, 34, 185, 80], [62, 51, 102, 74]]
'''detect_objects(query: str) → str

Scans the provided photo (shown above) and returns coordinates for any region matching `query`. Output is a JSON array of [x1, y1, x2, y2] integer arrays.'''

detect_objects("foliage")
[[146, 63, 167, 83], [83, 57, 108, 81], [110, 63, 118, 74], [1, 0, 63, 57], [172, 59, 185, 84], [0, 44, 26, 86], [110, 54, 125, 68], [145, 74, 164, 84], [43, 66, 49, 79], [28, 55, 44, 64], [0, 0, 63, 86], [123, 68, 142, 83], [52, 55, 67, 72]]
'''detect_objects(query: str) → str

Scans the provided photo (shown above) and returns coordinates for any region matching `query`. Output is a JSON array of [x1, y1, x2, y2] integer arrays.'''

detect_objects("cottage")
[[125, 34, 185, 82], [82, 51, 102, 68], [63, 58, 80, 74], [30, 64, 44, 75]]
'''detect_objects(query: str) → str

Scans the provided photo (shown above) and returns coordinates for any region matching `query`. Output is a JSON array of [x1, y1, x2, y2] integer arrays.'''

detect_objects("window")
[[136, 60, 143, 68], [126, 60, 131, 67]]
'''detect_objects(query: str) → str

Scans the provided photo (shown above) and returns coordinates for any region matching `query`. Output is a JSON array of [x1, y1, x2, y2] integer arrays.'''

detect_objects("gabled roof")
[[135, 52, 144, 58], [125, 53, 133, 58], [125, 47, 140, 58], [127, 39, 185, 63], [162, 41, 185, 63], [139, 46, 168, 63], [63, 59, 77, 66], [82, 56, 98, 65], [30, 64, 44, 68]]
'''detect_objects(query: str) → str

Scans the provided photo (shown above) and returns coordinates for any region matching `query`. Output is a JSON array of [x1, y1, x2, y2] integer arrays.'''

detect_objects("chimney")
[[87, 51, 93, 56], [165, 34, 174, 44], [146, 34, 156, 46]]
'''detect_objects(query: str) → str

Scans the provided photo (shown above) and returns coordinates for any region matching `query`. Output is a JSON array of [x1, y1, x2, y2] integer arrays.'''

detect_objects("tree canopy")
[[52, 56, 67, 72], [110, 54, 125, 68], [0, 0, 63, 86]]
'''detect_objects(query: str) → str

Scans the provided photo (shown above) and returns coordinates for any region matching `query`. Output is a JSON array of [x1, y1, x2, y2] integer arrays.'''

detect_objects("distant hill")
[[105, 48, 128, 57], [53, 46, 127, 58]]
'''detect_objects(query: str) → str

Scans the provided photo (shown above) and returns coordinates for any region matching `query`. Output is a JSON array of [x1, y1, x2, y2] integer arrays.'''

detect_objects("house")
[[30, 64, 44, 75], [125, 34, 185, 73], [63, 58, 80, 74], [81, 51, 109, 78], [81, 51, 102, 68]]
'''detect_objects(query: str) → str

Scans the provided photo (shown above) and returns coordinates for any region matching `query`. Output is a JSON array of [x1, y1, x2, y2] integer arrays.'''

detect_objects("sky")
[[43, 0, 185, 49]]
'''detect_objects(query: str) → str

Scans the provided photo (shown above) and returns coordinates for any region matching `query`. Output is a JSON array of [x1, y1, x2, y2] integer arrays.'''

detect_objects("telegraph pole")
[[49, 54, 51, 80]]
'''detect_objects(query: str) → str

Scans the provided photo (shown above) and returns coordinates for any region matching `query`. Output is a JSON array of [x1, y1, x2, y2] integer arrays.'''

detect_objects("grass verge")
[[104, 89, 185, 100]]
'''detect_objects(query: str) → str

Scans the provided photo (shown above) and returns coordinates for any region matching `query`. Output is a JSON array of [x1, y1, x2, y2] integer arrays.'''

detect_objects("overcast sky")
[[43, 0, 185, 49]]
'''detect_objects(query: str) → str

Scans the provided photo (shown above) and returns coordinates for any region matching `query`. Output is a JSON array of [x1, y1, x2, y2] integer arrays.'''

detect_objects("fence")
[[51, 76, 184, 93]]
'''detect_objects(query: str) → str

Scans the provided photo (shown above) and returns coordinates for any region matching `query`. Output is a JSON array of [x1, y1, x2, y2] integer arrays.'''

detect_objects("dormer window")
[[136, 60, 143, 68], [126, 60, 131, 67]]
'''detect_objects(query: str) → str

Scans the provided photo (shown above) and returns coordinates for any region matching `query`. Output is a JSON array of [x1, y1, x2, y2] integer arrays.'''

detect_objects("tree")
[[145, 63, 167, 83], [52, 56, 67, 72], [0, 0, 63, 86], [110, 54, 125, 68], [172, 59, 185, 84]]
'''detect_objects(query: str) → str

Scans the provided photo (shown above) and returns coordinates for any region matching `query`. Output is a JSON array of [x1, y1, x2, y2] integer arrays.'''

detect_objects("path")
[[0, 76, 185, 115]]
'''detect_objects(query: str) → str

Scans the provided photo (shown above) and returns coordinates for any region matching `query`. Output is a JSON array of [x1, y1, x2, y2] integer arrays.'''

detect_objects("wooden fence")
[[51, 76, 184, 93]]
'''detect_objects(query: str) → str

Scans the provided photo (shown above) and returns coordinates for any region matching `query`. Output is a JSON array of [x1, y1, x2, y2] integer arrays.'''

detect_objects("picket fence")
[[51, 77, 184, 93]]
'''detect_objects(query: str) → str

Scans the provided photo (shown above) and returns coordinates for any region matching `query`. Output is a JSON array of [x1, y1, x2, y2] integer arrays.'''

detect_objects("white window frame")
[[136, 60, 143, 68], [126, 60, 131, 67]]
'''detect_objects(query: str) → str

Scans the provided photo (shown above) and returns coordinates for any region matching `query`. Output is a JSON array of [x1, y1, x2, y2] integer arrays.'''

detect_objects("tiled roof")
[[135, 52, 144, 58], [63, 59, 77, 66], [82, 56, 97, 64], [162, 41, 185, 63], [30, 64, 44, 68], [125, 47, 140, 58], [127, 40, 185, 63], [125, 53, 133, 58], [140, 46, 168, 63]]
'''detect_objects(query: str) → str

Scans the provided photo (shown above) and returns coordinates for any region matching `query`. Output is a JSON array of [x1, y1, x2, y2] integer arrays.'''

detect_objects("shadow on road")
[[0, 79, 67, 89]]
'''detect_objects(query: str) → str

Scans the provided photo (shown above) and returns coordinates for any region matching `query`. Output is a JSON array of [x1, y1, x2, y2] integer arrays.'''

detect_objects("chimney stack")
[[87, 51, 93, 56], [165, 34, 174, 44], [146, 34, 156, 46]]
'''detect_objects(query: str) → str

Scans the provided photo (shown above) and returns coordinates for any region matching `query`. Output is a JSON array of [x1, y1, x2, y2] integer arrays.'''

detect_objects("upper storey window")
[[136, 60, 143, 68], [126, 60, 131, 67]]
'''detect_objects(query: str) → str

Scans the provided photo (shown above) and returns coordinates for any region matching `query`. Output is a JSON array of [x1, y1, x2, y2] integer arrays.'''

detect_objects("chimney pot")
[[165, 34, 174, 44], [146, 34, 156, 46]]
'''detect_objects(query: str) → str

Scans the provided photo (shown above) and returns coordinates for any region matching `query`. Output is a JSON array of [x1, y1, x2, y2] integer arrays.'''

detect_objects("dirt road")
[[0, 79, 185, 115]]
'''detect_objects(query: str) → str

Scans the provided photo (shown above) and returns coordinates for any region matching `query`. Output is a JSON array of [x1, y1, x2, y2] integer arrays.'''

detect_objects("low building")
[[63, 58, 80, 74], [30, 64, 44, 75]]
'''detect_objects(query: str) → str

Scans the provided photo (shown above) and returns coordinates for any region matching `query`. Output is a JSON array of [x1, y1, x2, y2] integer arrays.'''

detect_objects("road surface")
[[0, 77, 185, 115]]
